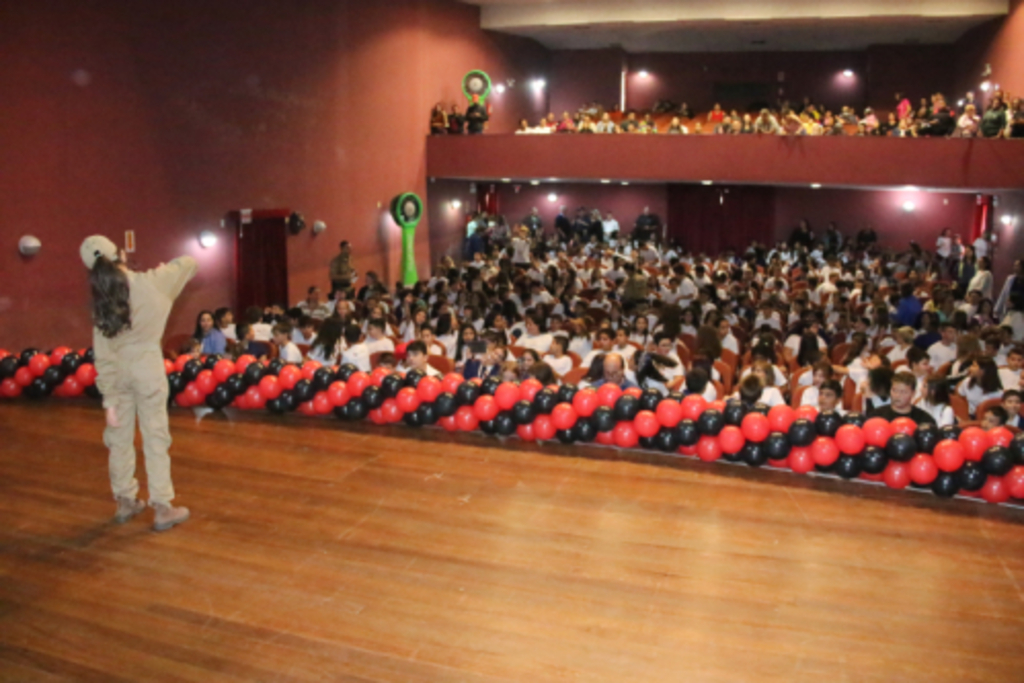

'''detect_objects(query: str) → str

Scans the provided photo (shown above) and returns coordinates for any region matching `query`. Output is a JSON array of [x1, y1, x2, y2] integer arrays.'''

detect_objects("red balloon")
[[495, 382, 520, 410], [212, 359, 235, 383], [75, 363, 97, 387], [768, 404, 796, 433], [368, 408, 387, 425], [860, 472, 884, 482], [174, 354, 190, 373], [933, 439, 966, 472], [552, 403, 578, 430], [0, 349, 8, 360], [370, 366, 391, 387], [862, 417, 894, 448], [959, 426, 992, 461], [908, 454, 938, 486], [572, 389, 599, 417], [254, 375, 279, 400], [696, 435, 722, 462], [396, 387, 421, 413], [164, 359, 175, 375], [381, 398, 404, 423], [519, 379, 543, 403], [244, 385, 266, 410], [794, 405, 818, 422], [1005, 466, 1024, 499], [328, 381, 350, 407], [623, 387, 643, 400], [989, 426, 1015, 448], [439, 415, 459, 432], [883, 461, 911, 489], [788, 447, 815, 473], [53, 380, 69, 398], [175, 391, 194, 408], [473, 395, 500, 422], [298, 400, 318, 416], [313, 392, 333, 415], [595, 430, 615, 445], [14, 367, 34, 387], [417, 376, 442, 403], [533, 415, 556, 441], [810, 436, 840, 466], [613, 421, 639, 449], [835, 424, 865, 455], [982, 476, 1010, 504], [596, 383, 623, 409], [718, 425, 745, 454], [442, 373, 464, 395], [740, 412, 770, 442], [275, 364, 299, 390], [235, 354, 256, 373], [455, 405, 479, 432], [709, 400, 727, 413], [767, 457, 789, 469], [28, 354, 51, 378], [655, 399, 683, 428], [517, 423, 536, 442], [301, 361, 322, 381], [49, 347, 72, 366], [196, 370, 218, 396], [347, 371, 370, 397], [680, 394, 707, 421], [1, 378, 22, 398], [891, 417, 917, 436], [678, 445, 698, 457], [634, 410, 660, 438], [183, 382, 204, 406]]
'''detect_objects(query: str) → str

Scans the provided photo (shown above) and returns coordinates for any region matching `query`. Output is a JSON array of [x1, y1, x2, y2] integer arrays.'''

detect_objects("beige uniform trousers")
[[103, 351, 174, 506]]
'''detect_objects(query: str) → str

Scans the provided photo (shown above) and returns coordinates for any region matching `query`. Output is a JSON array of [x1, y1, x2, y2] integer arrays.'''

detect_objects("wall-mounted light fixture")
[[902, 201, 916, 212], [547, 193, 558, 203], [531, 78, 546, 91], [199, 230, 218, 248], [638, 70, 650, 78], [18, 235, 41, 256], [494, 84, 506, 94], [842, 69, 854, 78], [450, 199, 462, 210]]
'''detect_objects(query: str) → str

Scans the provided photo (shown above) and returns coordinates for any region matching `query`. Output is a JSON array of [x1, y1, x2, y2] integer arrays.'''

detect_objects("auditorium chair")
[[369, 352, 383, 369], [508, 346, 526, 359], [790, 366, 810, 394], [566, 351, 582, 369], [427, 355, 454, 375], [714, 360, 734, 395], [162, 333, 193, 359], [975, 397, 1005, 422], [562, 366, 589, 386], [831, 343, 851, 365], [951, 394, 971, 422], [790, 384, 808, 408]]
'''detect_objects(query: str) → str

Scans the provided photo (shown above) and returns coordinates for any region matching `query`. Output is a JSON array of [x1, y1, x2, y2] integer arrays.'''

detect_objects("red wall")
[[955, 0, 1024, 102], [549, 49, 624, 118], [0, 0, 548, 349]]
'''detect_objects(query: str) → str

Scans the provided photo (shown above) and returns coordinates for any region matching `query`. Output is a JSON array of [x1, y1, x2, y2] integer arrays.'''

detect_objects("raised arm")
[[147, 256, 198, 301]]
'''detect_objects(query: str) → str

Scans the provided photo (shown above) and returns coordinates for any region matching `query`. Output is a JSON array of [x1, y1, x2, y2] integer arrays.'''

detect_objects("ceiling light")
[[621, 181, 629, 186], [494, 84, 505, 94], [601, 179, 611, 184], [702, 180, 713, 186], [842, 69, 854, 78], [638, 70, 649, 78], [1001, 215, 1014, 226], [547, 193, 558, 202], [810, 183, 822, 189], [902, 201, 916, 212], [530, 180, 540, 185], [199, 230, 218, 248], [450, 199, 461, 210], [903, 185, 919, 192], [532, 78, 546, 90], [501, 178, 511, 183]]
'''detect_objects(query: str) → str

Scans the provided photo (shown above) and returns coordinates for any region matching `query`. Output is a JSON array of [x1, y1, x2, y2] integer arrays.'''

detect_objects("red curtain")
[[667, 184, 775, 255], [477, 183, 498, 216], [970, 194, 993, 242], [236, 218, 288, 312]]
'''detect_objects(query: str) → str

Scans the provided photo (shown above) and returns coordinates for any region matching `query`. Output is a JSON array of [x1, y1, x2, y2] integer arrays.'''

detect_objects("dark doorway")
[[232, 210, 289, 314]]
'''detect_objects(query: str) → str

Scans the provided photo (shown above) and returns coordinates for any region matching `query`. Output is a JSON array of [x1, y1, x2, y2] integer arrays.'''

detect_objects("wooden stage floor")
[[1, 402, 1023, 682]]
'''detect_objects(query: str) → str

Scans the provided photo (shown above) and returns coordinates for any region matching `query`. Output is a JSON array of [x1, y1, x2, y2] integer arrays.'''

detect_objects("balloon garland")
[[2, 347, 1023, 506]]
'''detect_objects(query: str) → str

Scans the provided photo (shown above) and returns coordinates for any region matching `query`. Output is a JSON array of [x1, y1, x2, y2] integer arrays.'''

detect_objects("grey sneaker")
[[113, 497, 146, 524], [152, 503, 190, 532]]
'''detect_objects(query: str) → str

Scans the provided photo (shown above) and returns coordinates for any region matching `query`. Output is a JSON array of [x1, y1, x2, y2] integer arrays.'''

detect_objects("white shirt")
[[957, 381, 1002, 417], [601, 219, 620, 239], [999, 367, 1021, 391], [518, 332, 553, 354], [759, 386, 786, 407], [342, 343, 372, 373], [918, 401, 955, 427], [721, 333, 739, 355], [308, 340, 344, 366], [973, 236, 990, 259], [297, 301, 333, 320], [366, 336, 396, 355], [927, 341, 957, 370], [252, 322, 273, 342], [967, 270, 994, 299], [544, 354, 574, 377], [936, 236, 952, 258], [278, 342, 303, 364], [511, 237, 531, 265]]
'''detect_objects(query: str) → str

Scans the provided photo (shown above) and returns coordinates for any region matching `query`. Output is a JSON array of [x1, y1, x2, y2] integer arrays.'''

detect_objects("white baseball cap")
[[79, 235, 118, 269]]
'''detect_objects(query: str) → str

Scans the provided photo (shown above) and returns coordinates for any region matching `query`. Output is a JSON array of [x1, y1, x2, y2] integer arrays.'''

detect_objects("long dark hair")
[[193, 310, 215, 341], [311, 318, 344, 357], [90, 256, 131, 338]]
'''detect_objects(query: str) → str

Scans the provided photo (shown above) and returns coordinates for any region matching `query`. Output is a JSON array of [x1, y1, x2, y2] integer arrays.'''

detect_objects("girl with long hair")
[[958, 356, 1004, 417], [193, 309, 226, 355], [918, 375, 955, 427], [81, 235, 196, 531], [308, 317, 345, 365]]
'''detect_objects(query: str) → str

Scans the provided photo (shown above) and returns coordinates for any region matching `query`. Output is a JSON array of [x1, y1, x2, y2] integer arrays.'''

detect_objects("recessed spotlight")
[[810, 183, 822, 189], [494, 84, 505, 94], [547, 193, 558, 202], [1001, 215, 1014, 226], [621, 181, 629, 186], [638, 70, 649, 78], [531, 78, 546, 90], [903, 185, 919, 192], [548, 177, 557, 181], [530, 180, 540, 185], [842, 69, 854, 78], [702, 180, 713, 186], [501, 178, 511, 183], [601, 179, 611, 184], [902, 201, 916, 212]]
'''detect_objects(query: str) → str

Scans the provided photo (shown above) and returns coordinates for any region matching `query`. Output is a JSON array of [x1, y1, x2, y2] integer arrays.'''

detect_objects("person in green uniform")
[[81, 236, 196, 531]]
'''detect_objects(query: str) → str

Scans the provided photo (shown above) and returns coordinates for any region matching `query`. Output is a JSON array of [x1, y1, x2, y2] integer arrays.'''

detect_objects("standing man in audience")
[[601, 212, 620, 242], [634, 206, 661, 245], [555, 206, 572, 244], [465, 94, 488, 134], [329, 241, 356, 299], [522, 207, 543, 237]]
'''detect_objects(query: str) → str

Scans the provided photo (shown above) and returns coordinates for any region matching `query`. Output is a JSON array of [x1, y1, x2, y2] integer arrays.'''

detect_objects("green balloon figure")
[[390, 192, 423, 286]]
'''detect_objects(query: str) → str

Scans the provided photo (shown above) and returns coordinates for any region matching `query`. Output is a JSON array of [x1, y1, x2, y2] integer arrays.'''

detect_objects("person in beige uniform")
[[81, 235, 196, 531]]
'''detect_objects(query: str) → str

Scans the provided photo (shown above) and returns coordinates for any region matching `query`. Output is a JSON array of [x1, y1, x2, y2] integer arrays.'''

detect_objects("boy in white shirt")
[[927, 323, 958, 369], [272, 323, 304, 364], [543, 335, 574, 377], [403, 341, 441, 377], [998, 347, 1023, 391], [341, 324, 371, 373], [292, 316, 317, 345], [365, 318, 396, 355]]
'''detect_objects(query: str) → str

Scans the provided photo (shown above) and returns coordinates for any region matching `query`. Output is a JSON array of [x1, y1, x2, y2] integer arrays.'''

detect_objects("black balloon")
[[278, 390, 297, 412], [83, 348, 95, 364], [494, 411, 517, 436], [207, 384, 232, 410], [167, 372, 186, 395], [434, 392, 457, 417], [939, 424, 962, 441], [293, 378, 314, 402], [0, 356, 18, 379], [915, 423, 940, 455], [381, 373, 403, 398], [639, 389, 662, 412], [533, 388, 558, 414], [403, 410, 424, 427], [697, 409, 724, 436], [456, 381, 481, 406], [556, 428, 576, 444], [1010, 432, 1024, 465], [668, 391, 685, 403], [481, 376, 502, 396], [266, 358, 284, 375], [573, 418, 596, 442], [843, 412, 866, 427], [85, 385, 102, 400], [675, 419, 699, 446], [43, 366, 65, 386], [312, 367, 335, 392], [479, 418, 498, 435], [982, 446, 1013, 476], [25, 377, 52, 399], [60, 352, 82, 375], [656, 427, 679, 452], [182, 359, 202, 382], [931, 471, 960, 498], [592, 406, 616, 432], [404, 369, 425, 388], [721, 448, 743, 463], [742, 441, 768, 468], [750, 402, 770, 416], [266, 397, 285, 414], [723, 399, 747, 426], [512, 400, 537, 425], [614, 395, 639, 421], [958, 461, 986, 491], [834, 454, 863, 479], [764, 432, 791, 461], [337, 364, 357, 381], [885, 432, 916, 462], [225, 373, 246, 397], [243, 362, 265, 387], [815, 410, 842, 437], [557, 384, 578, 404], [861, 446, 888, 474], [638, 435, 657, 450], [788, 418, 816, 447], [20, 348, 39, 366], [339, 397, 368, 420], [362, 385, 384, 409], [417, 402, 437, 425]]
